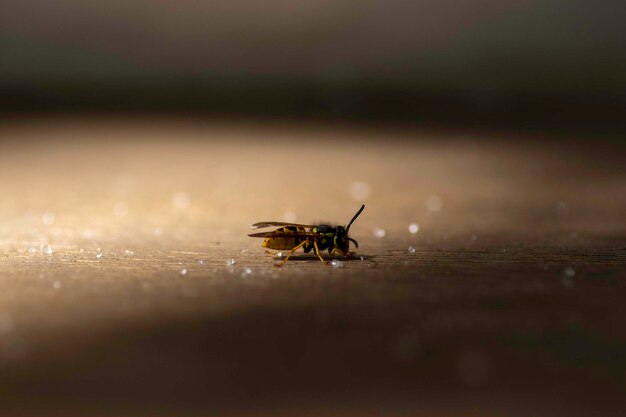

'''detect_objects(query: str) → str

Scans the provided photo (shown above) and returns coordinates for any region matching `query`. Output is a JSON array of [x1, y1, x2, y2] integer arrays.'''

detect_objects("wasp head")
[[334, 205, 365, 254], [333, 226, 350, 253]]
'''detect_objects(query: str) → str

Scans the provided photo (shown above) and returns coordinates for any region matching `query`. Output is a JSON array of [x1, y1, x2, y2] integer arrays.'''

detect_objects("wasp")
[[249, 205, 365, 266]]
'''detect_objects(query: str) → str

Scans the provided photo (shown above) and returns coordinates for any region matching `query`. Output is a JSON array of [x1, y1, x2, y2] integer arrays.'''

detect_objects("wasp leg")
[[275, 240, 307, 267], [313, 241, 327, 264], [330, 248, 346, 258]]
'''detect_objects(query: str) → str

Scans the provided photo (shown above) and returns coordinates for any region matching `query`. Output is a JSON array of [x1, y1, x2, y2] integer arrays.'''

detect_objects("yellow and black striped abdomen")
[[262, 226, 308, 250]]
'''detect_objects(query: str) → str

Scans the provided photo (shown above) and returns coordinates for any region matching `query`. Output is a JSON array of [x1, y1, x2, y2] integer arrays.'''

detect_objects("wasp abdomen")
[[262, 226, 308, 250]]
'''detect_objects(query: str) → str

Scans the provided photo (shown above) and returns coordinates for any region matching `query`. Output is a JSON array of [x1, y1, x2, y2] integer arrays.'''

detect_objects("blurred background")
[[2, 0, 625, 135], [1, 2, 626, 417]]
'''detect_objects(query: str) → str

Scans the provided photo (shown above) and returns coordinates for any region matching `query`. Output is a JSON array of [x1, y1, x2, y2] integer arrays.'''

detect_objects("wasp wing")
[[251, 221, 316, 229], [248, 231, 321, 238]]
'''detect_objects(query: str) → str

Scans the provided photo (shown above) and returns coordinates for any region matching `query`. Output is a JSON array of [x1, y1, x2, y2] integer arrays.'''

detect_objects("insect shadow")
[[270, 254, 375, 262]]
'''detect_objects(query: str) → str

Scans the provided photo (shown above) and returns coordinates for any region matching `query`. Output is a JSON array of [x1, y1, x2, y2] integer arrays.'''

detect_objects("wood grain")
[[0, 118, 625, 416]]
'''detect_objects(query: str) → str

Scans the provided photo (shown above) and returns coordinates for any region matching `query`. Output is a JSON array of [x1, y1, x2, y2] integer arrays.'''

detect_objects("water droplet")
[[41, 245, 53, 256], [240, 249, 248, 254], [179, 268, 188, 276], [360, 256, 364, 261], [563, 267, 575, 278], [349, 181, 371, 202], [27, 247, 37, 254], [373, 227, 386, 238], [95, 249, 103, 260], [53, 281, 62, 289], [226, 258, 236, 266], [198, 260, 204, 265], [561, 267, 575, 288], [172, 192, 191, 209], [42, 212, 55, 225], [113, 202, 128, 217], [408, 223, 420, 234], [244, 267, 252, 275], [408, 246, 416, 253], [426, 195, 443, 212], [283, 211, 297, 223], [330, 260, 345, 268], [124, 249, 134, 256]]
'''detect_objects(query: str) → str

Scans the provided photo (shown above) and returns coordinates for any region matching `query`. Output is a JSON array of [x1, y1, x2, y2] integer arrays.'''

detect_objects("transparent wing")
[[248, 231, 321, 238], [251, 221, 316, 229]]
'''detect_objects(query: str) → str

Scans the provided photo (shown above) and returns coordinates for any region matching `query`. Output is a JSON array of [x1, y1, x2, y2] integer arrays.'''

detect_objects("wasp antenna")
[[346, 204, 365, 231]]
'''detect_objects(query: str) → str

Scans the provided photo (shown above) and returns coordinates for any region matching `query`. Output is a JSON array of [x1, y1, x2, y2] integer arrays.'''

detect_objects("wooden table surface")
[[0, 118, 625, 416]]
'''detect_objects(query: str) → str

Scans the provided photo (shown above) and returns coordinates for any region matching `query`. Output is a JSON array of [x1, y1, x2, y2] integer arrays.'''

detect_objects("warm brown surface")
[[0, 118, 625, 416]]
